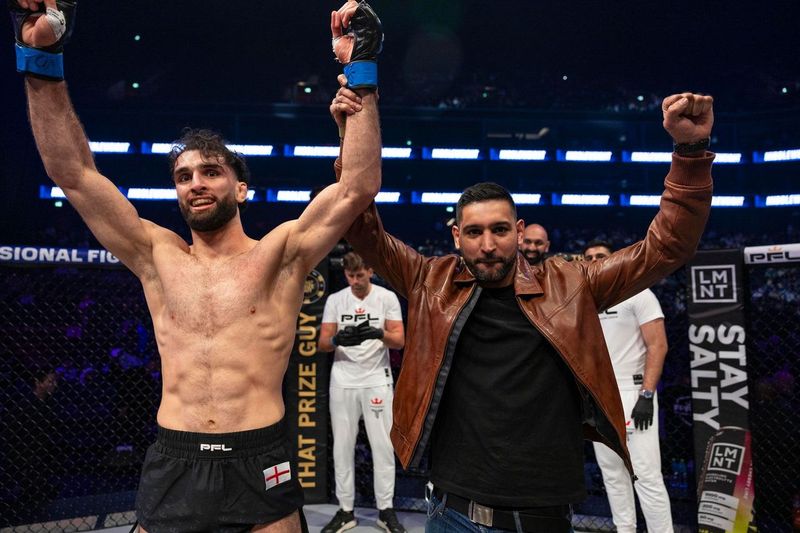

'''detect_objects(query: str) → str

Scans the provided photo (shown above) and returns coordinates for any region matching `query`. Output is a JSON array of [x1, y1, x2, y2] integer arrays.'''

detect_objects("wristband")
[[673, 138, 710, 155], [16, 44, 65, 81], [344, 61, 377, 90]]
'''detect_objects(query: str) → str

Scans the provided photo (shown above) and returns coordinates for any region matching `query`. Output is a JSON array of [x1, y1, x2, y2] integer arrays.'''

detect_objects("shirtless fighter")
[[10, 0, 383, 530]]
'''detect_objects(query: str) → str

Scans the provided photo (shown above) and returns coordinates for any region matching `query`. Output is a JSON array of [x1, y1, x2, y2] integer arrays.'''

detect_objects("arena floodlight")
[[559, 194, 611, 206], [127, 188, 178, 200], [510, 194, 542, 205], [426, 148, 481, 160], [416, 192, 462, 204], [290, 146, 340, 158], [39, 186, 67, 199], [145, 142, 173, 154], [382, 147, 413, 159], [375, 192, 403, 204], [625, 195, 662, 206], [275, 190, 311, 202], [493, 149, 548, 161], [761, 194, 800, 207], [561, 150, 614, 163], [761, 149, 800, 162], [89, 141, 132, 154], [126, 188, 256, 201], [226, 144, 274, 156], [711, 196, 746, 207], [714, 153, 743, 164], [627, 151, 672, 163]]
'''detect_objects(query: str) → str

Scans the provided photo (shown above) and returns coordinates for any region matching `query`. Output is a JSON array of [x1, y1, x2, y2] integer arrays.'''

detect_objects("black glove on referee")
[[631, 396, 654, 430]]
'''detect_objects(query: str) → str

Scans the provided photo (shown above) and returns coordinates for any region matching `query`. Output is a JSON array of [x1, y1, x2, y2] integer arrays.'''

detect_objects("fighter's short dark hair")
[[456, 182, 516, 224]]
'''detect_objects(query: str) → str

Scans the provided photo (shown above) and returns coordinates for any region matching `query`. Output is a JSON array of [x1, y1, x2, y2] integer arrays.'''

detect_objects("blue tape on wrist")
[[15, 44, 64, 80], [344, 61, 377, 89]]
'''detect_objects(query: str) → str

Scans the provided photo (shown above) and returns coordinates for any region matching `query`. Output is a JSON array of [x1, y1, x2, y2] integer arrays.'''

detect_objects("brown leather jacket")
[[342, 154, 713, 474]]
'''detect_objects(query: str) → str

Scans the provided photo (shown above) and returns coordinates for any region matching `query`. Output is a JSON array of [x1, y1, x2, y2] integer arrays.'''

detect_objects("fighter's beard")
[[463, 254, 516, 283], [180, 195, 239, 232]]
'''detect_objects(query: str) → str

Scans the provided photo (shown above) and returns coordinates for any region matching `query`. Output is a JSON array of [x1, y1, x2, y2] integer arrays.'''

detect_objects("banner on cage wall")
[[686, 249, 756, 533], [284, 260, 330, 503]]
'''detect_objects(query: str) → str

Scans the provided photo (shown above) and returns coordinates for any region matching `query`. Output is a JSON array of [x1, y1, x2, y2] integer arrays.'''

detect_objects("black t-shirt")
[[430, 285, 586, 507]]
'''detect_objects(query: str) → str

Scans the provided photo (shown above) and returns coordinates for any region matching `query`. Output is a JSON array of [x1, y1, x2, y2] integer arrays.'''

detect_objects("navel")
[[250, 306, 256, 314]]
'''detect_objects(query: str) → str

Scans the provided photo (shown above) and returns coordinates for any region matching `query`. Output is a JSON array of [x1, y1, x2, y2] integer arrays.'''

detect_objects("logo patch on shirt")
[[263, 461, 292, 491]]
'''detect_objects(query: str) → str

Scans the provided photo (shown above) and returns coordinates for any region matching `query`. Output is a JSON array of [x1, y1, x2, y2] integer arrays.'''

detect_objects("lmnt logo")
[[200, 443, 233, 452], [691, 265, 737, 303], [708, 442, 744, 475]]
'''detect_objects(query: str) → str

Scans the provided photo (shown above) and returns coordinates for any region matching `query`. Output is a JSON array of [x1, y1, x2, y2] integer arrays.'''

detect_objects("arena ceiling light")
[[624, 194, 662, 206], [126, 188, 256, 201], [290, 146, 340, 158], [558, 194, 611, 206], [758, 194, 800, 207], [425, 148, 481, 160], [627, 151, 672, 163], [40, 186, 67, 199], [711, 196, 746, 207], [714, 153, 743, 164], [382, 147, 413, 159], [759, 149, 800, 162], [510, 194, 542, 205], [560, 150, 614, 162], [88, 141, 132, 154], [271, 190, 402, 204], [226, 144, 274, 156], [415, 192, 462, 204], [143, 142, 273, 156], [492, 149, 548, 161]]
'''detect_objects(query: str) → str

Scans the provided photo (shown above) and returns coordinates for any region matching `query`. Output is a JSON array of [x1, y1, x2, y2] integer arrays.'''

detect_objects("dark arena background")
[[1, 1, 799, 532]]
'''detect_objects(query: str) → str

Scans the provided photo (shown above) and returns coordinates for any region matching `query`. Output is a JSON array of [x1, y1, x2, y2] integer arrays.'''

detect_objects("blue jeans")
[[425, 490, 575, 533]]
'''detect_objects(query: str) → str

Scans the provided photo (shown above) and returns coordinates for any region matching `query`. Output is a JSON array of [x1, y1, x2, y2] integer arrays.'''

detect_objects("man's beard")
[[463, 253, 516, 283], [180, 195, 239, 232], [523, 249, 543, 265]]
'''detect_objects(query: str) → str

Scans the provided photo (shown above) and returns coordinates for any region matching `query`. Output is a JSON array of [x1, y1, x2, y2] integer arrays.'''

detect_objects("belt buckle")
[[468, 500, 494, 527]]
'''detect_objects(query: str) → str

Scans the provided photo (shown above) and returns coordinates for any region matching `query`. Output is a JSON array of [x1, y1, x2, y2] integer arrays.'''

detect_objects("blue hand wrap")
[[344, 61, 377, 90], [16, 43, 64, 80]]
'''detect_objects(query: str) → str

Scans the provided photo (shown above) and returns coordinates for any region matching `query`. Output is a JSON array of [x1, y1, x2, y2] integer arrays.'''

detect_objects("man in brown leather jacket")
[[331, 88, 714, 532]]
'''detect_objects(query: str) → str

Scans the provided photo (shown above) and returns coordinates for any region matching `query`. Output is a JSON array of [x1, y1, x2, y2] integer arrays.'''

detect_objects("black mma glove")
[[332, 325, 362, 347], [631, 395, 654, 430], [10, 0, 77, 80], [341, 1, 382, 90], [354, 319, 383, 341]]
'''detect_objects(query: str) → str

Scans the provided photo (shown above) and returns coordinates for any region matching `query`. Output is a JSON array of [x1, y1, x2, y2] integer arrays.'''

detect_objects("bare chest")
[[153, 256, 269, 332]]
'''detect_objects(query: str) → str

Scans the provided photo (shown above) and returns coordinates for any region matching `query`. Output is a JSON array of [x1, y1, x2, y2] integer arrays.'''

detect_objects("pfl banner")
[[284, 261, 331, 503], [686, 250, 756, 532]]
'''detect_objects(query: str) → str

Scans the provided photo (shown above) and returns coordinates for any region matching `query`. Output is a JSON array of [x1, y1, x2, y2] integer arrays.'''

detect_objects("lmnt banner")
[[686, 249, 756, 533]]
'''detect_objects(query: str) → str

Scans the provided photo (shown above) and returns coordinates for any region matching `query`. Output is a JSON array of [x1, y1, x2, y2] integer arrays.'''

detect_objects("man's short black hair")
[[168, 128, 251, 210], [456, 182, 517, 224], [583, 239, 614, 256]]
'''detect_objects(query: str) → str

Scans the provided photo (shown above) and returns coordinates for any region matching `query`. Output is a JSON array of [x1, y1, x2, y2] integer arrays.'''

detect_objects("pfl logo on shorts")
[[200, 443, 232, 452], [690, 265, 737, 303], [369, 397, 384, 419], [303, 270, 326, 305], [707, 442, 745, 475]]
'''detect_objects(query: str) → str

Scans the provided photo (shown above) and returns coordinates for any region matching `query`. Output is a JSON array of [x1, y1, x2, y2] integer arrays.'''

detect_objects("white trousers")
[[593, 389, 674, 533], [330, 384, 395, 511]]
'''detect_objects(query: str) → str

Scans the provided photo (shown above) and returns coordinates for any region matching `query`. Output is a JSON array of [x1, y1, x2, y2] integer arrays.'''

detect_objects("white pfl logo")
[[200, 443, 233, 452], [691, 265, 737, 303], [708, 443, 744, 475]]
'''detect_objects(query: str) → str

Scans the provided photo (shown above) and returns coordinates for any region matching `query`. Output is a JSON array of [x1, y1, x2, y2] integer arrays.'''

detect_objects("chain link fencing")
[[1, 258, 797, 531]]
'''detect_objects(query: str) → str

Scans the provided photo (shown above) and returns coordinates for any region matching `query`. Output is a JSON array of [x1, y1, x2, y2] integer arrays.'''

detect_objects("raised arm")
[[15, 0, 155, 277], [586, 93, 715, 310], [283, 1, 383, 274]]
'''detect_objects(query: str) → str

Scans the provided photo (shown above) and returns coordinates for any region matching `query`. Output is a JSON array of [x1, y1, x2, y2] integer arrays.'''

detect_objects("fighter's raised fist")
[[661, 93, 714, 145]]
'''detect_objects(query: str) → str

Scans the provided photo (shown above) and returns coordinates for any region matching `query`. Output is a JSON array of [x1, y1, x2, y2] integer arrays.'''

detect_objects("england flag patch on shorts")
[[263, 461, 292, 491]]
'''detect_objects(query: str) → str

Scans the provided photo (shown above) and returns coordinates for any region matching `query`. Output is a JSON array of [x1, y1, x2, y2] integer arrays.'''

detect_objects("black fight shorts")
[[134, 419, 304, 532]]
